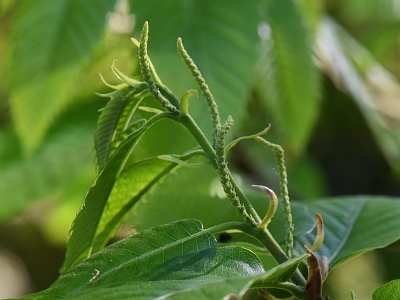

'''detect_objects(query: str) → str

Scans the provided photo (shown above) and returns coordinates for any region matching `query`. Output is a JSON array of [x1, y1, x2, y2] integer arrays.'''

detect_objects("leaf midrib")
[[92, 159, 181, 252], [328, 198, 366, 265], [66, 221, 215, 298]]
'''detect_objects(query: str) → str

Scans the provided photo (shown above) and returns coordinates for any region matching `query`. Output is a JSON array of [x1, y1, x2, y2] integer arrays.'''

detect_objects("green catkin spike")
[[215, 117, 257, 226], [138, 22, 178, 113], [177, 37, 221, 144], [255, 137, 294, 257]]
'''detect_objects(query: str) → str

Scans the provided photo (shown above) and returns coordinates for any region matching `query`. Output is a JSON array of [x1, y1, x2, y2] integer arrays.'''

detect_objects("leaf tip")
[[310, 213, 325, 252], [131, 37, 140, 47], [143, 21, 149, 34], [252, 185, 278, 229]]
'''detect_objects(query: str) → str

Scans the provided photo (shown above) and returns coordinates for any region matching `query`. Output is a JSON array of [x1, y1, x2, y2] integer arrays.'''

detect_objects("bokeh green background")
[[0, 0, 399, 299]]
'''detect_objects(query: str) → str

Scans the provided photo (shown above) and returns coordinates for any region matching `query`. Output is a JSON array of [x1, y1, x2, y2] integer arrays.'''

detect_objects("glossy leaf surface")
[[294, 196, 400, 269], [19, 219, 310, 300], [21, 220, 264, 299]]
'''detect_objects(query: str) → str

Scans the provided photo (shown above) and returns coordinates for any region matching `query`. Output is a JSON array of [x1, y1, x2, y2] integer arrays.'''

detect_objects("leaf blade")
[[256, 0, 321, 154], [62, 114, 169, 273], [372, 280, 400, 300], [294, 196, 400, 269], [91, 157, 181, 253], [95, 84, 144, 169], [9, 0, 114, 152], [19, 220, 310, 300], [21, 220, 264, 300], [317, 18, 400, 167]]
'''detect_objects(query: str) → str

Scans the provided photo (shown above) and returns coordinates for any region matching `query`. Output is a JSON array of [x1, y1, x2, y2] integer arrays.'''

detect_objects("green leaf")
[[91, 150, 204, 255], [0, 106, 96, 222], [95, 83, 147, 169], [9, 0, 114, 152], [256, 254, 307, 285], [62, 113, 171, 273], [20, 219, 265, 300], [351, 289, 359, 300], [129, 0, 261, 136], [317, 18, 400, 168], [372, 280, 400, 300], [296, 0, 324, 35], [131, 165, 315, 245], [70, 254, 308, 300], [157, 153, 206, 167], [294, 196, 400, 269], [256, 0, 321, 154], [19, 219, 310, 300], [91, 157, 179, 252]]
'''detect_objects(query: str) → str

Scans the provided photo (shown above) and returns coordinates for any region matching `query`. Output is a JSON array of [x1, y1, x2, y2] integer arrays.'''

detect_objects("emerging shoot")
[[252, 185, 278, 230]]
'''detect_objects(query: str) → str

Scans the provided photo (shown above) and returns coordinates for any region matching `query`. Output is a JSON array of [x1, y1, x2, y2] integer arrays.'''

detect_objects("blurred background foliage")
[[0, 0, 399, 299]]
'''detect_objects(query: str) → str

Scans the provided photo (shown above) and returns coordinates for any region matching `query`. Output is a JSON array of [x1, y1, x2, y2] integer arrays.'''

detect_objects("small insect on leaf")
[[90, 269, 100, 282]]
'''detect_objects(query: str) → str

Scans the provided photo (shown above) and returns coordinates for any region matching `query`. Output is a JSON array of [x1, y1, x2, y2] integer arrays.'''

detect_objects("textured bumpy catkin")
[[177, 38, 221, 144], [215, 117, 257, 226], [138, 22, 178, 113], [255, 137, 294, 257]]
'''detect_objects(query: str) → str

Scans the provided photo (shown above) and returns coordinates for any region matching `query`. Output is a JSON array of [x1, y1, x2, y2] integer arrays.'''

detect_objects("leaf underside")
[[95, 85, 136, 169]]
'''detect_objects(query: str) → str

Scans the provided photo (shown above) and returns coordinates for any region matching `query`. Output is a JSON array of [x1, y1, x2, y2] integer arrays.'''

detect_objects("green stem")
[[176, 116, 305, 286], [116, 112, 176, 177], [137, 106, 306, 288], [255, 137, 294, 257], [254, 282, 308, 300], [173, 109, 305, 286], [177, 114, 261, 223], [177, 114, 218, 169]]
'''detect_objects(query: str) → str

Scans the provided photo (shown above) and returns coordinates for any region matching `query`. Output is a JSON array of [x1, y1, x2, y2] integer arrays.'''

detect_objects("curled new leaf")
[[304, 245, 329, 300], [252, 185, 278, 230], [310, 213, 325, 252], [111, 60, 146, 88], [180, 90, 199, 115]]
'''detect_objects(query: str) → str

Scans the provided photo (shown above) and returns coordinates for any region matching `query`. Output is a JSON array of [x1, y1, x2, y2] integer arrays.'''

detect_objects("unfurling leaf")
[[305, 245, 329, 300]]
